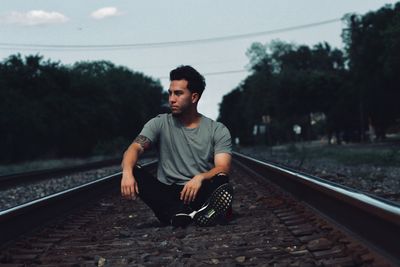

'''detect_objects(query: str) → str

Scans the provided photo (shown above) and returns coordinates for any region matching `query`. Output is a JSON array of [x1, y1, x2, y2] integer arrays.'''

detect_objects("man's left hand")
[[181, 174, 204, 204]]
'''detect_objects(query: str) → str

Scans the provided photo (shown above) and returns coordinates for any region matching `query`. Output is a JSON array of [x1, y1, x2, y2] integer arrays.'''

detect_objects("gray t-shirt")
[[139, 113, 232, 185]]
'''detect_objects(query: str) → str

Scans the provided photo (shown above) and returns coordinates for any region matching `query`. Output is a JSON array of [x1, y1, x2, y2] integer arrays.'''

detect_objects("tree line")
[[0, 55, 165, 163], [218, 3, 400, 145]]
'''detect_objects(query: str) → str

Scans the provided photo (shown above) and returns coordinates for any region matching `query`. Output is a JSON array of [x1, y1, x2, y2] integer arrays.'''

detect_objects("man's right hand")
[[121, 172, 139, 200]]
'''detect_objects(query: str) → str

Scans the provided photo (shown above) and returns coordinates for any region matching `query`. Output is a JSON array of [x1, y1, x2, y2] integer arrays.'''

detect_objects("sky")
[[0, 0, 398, 120]]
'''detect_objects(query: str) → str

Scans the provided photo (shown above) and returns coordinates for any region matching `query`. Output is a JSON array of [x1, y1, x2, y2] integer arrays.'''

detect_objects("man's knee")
[[200, 173, 230, 198], [133, 165, 155, 186], [212, 173, 229, 185]]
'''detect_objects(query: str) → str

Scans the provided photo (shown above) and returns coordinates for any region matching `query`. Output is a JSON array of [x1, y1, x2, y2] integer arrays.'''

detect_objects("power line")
[[0, 18, 341, 51]]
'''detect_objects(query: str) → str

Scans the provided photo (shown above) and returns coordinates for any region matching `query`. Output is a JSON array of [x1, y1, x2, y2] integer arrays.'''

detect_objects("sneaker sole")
[[194, 183, 233, 226]]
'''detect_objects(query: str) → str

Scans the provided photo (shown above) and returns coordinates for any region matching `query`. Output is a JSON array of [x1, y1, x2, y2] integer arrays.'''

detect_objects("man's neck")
[[176, 109, 201, 128]]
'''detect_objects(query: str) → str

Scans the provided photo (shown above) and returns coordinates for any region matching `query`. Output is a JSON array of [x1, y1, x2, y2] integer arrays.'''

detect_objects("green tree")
[[219, 40, 348, 145], [0, 55, 164, 163], [343, 3, 400, 140]]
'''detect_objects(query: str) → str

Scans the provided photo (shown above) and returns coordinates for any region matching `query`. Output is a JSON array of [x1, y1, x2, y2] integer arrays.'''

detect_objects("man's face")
[[168, 80, 198, 116]]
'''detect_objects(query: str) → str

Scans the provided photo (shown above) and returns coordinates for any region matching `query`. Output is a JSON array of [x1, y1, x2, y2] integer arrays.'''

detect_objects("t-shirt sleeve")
[[213, 122, 232, 155], [138, 115, 162, 143]]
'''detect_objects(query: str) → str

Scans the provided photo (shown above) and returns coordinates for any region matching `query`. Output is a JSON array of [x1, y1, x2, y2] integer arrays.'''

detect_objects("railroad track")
[[0, 158, 121, 188], [0, 152, 157, 189], [0, 153, 398, 266]]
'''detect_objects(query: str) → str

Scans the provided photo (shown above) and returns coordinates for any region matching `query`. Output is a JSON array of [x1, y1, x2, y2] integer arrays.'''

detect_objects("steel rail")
[[0, 158, 121, 188], [0, 160, 158, 246], [233, 152, 400, 264]]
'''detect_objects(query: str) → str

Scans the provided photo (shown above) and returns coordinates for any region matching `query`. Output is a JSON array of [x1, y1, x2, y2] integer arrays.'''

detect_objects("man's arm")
[[120, 135, 151, 200], [180, 152, 232, 203], [197, 152, 231, 179]]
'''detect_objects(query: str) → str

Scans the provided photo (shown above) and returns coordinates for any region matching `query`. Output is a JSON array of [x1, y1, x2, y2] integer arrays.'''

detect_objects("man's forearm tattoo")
[[134, 135, 151, 150]]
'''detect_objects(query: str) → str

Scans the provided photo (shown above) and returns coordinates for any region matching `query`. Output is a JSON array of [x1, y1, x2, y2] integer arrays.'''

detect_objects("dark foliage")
[[0, 54, 165, 163], [219, 3, 400, 145]]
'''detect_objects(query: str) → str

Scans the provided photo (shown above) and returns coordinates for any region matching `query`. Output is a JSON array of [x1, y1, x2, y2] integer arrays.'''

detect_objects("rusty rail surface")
[[233, 152, 400, 264]]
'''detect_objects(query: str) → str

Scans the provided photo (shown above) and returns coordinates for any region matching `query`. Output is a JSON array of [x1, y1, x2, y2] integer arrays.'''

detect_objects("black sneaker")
[[193, 183, 234, 226], [170, 205, 195, 228], [170, 213, 193, 227]]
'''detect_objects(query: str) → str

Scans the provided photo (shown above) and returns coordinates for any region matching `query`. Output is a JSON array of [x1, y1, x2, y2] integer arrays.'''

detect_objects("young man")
[[120, 65, 233, 227]]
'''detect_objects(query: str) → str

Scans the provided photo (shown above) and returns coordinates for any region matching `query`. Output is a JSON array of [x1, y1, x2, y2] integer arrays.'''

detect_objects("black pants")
[[134, 166, 229, 224]]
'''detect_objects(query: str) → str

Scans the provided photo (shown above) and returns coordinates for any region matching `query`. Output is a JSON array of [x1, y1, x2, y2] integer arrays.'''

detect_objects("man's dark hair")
[[170, 65, 206, 96]]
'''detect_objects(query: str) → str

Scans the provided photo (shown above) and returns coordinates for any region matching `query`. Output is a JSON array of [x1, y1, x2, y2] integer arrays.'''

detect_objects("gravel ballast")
[[0, 158, 155, 211], [237, 143, 400, 204]]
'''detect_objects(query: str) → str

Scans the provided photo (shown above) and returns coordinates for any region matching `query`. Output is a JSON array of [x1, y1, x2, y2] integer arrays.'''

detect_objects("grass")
[[238, 140, 400, 168], [285, 143, 400, 166]]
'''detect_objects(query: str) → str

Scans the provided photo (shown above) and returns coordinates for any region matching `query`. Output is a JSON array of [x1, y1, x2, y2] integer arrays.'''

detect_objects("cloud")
[[0, 10, 69, 26], [91, 7, 121, 20]]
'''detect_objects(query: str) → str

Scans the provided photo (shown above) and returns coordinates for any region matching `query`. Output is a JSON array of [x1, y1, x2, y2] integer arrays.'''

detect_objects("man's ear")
[[192, 92, 200, 104]]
